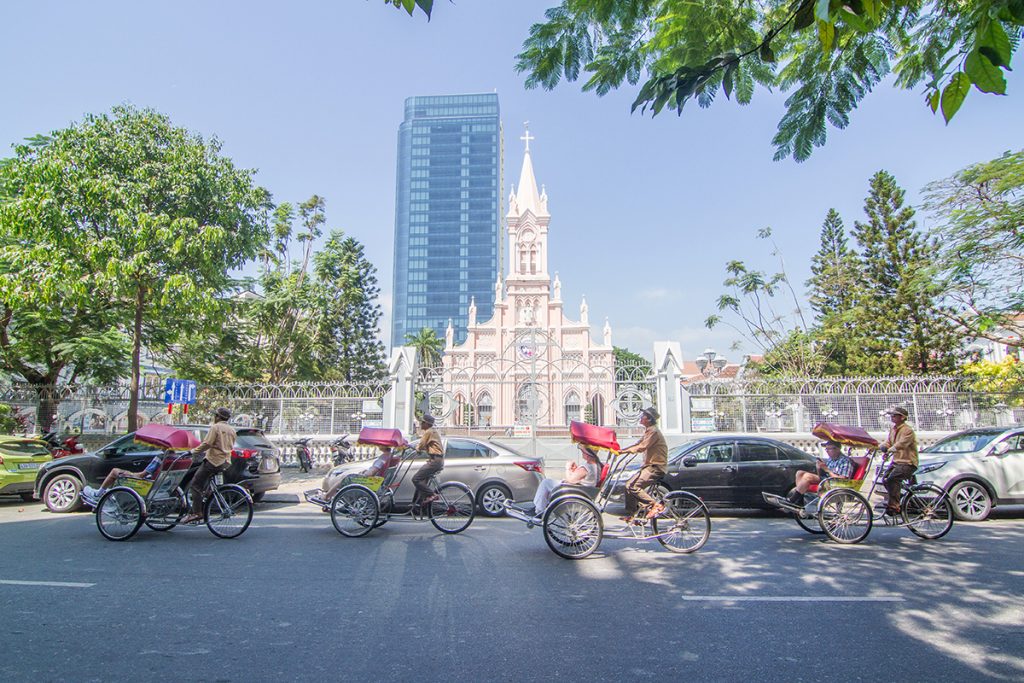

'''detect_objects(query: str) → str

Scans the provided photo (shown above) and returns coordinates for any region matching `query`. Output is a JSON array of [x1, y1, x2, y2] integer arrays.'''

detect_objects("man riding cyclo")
[[181, 407, 236, 525], [404, 413, 444, 510], [619, 406, 668, 523], [877, 406, 918, 516]]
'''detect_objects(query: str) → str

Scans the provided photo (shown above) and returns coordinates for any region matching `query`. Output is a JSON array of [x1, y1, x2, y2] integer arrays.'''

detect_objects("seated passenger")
[[317, 447, 398, 511], [787, 439, 855, 505], [515, 444, 601, 517], [82, 451, 166, 502]]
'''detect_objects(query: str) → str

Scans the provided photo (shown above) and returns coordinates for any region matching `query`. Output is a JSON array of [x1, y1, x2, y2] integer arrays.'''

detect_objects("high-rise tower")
[[391, 93, 503, 349]]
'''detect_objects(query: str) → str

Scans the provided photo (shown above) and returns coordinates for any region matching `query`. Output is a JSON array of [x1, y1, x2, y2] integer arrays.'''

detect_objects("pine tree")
[[851, 171, 960, 375], [807, 209, 860, 374]]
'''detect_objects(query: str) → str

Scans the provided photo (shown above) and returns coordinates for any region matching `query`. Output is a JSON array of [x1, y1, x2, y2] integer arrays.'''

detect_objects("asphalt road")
[[1, 496, 1022, 683]]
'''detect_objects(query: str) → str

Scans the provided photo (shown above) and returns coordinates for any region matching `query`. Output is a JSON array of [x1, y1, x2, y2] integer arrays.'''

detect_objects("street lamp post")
[[695, 348, 728, 378]]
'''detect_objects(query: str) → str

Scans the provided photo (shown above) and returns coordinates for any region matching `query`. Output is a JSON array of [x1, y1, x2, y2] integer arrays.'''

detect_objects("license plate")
[[18, 462, 39, 470]]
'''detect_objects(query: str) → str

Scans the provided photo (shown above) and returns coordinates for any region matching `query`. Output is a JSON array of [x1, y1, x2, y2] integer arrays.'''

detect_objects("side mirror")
[[681, 455, 697, 468], [992, 441, 1011, 456]]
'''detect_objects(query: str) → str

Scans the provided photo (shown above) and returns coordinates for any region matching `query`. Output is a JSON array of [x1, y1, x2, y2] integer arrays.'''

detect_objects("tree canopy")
[[515, 0, 1023, 161]]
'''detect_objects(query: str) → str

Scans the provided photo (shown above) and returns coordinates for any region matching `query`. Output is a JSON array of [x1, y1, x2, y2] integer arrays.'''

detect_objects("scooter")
[[42, 432, 85, 459], [295, 437, 314, 472], [330, 435, 354, 465]]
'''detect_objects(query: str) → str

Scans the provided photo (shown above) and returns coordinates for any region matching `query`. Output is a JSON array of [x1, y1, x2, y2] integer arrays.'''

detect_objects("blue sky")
[[2, 1, 1021, 362]]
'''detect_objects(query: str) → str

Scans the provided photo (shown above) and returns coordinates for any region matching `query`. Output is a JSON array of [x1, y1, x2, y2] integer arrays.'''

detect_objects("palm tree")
[[405, 327, 443, 367]]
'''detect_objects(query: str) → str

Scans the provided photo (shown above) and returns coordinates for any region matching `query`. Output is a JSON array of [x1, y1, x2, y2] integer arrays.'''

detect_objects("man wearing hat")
[[409, 413, 444, 508], [620, 406, 669, 521], [182, 407, 236, 525], [788, 439, 855, 505], [878, 406, 918, 515]]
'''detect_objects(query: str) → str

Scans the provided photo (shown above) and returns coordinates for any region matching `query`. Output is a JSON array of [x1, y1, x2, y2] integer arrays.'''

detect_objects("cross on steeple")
[[520, 122, 534, 151]]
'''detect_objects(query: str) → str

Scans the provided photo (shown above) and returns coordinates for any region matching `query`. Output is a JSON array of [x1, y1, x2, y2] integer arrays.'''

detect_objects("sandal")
[[645, 503, 666, 519], [180, 514, 203, 525]]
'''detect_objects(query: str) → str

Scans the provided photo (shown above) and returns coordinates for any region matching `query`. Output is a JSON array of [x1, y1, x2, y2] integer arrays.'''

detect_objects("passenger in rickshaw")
[[620, 406, 668, 522], [511, 444, 602, 518], [81, 452, 165, 502], [787, 439, 855, 505], [317, 446, 400, 512], [406, 413, 444, 508]]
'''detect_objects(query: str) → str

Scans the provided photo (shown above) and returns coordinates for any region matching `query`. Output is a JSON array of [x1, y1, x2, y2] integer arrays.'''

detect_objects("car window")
[[737, 443, 780, 462], [445, 439, 493, 458], [998, 434, 1024, 452], [236, 432, 274, 449], [0, 441, 50, 456], [114, 438, 155, 456], [686, 443, 734, 464], [924, 432, 1000, 454]]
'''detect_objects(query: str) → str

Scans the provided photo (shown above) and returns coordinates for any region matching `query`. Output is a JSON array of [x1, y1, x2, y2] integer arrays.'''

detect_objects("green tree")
[[851, 170, 961, 374], [405, 327, 444, 367], [515, 1, 1023, 161], [613, 346, 652, 382], [386, 0, 434, 19], [0, 106, 270, 429], [962, 357, 1024, 398], [313, 231, 388, 382], [922, 149, 1024, 347], [806, 208, 861, 374]]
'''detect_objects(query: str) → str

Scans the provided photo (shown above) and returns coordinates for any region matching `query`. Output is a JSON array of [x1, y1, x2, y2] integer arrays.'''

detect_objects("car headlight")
[[916, 461, 947, 476]]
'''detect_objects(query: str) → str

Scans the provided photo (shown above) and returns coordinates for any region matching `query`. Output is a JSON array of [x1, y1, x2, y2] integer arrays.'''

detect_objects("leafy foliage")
[[405, 327, 444, 367], [385, 0, 435, 19], [961, 357, 1024, 397], [613, 346, 652, 381], [806, 209, 861, 374], [922, 149, 1024, 348], [515, 0, 1023, 161]]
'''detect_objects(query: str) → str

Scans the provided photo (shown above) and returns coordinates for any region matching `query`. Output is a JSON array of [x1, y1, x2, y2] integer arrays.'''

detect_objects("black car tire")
[[476, 483, 511, 517], [949, 480, 992, 522], [43, 474, 83, 513], [251, 491, 266, 503]]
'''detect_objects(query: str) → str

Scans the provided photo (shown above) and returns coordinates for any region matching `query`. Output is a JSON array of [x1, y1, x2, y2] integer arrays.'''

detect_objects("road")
[[1, 495, 1022, 682]]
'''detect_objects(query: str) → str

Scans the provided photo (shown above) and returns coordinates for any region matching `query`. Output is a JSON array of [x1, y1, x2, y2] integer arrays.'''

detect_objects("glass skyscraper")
[[391, 93, 503, 349]]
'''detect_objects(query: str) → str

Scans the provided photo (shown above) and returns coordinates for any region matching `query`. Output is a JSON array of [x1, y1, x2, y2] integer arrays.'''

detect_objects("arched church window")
[[529, 246, 537, 274], [477, 392, 493, 428], [564, 391, 581, 425]]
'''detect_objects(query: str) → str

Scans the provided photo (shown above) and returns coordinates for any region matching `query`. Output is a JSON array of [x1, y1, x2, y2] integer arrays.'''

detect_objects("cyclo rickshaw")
[[83, 424, 254, 541], [304, 427, 475, 537], [505, 421, 711, 560], [763, 422, 953, 544]]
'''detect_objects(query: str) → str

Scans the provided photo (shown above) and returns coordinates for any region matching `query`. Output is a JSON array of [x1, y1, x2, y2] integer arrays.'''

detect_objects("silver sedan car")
[[321, 437, 543, 517]]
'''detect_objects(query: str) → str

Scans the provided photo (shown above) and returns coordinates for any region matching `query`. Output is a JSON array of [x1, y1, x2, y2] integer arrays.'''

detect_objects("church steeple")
[[510, 123, 549, 219]]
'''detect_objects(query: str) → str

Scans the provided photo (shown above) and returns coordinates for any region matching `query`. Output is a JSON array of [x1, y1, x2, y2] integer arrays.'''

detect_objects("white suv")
[[916, 426, 1024, 521]]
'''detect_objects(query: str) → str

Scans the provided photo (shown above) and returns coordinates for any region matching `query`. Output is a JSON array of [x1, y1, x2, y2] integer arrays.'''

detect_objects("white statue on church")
[[553, 273, 561, 301]]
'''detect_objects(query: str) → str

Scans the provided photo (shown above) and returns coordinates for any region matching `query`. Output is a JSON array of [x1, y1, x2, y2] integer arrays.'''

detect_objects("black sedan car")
[[33, 425, 282, 512], [610, 436, 817, 509]]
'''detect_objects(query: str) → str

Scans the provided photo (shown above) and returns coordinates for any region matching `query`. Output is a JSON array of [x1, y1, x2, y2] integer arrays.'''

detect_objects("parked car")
[[916, 425, 1024, 521], [608, 436, 818, 509], [33, 425, 282, 513], [0, 436, 53, 502], [321, 437, 543, 516]]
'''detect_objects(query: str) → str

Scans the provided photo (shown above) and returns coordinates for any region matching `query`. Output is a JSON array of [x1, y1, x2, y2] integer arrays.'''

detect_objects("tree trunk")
[[128, 284, 145, 432]]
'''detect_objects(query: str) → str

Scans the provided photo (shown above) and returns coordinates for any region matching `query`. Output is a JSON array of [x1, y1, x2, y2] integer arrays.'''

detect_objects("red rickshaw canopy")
[[569, 421, 621, 452], [133, 424, 201, 451], [811, 423, 879, 449], [357, 427, 406, 448]]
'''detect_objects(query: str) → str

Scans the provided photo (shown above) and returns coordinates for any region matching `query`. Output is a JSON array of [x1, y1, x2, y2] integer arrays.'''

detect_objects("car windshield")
[[236, 432, 273, 449], [923, 431, 1001, 454], [0, 441, 49, 456]]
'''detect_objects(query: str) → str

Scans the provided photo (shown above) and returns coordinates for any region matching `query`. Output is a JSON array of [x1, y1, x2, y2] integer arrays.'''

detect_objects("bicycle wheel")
[[145, 487, 185, 531], [429, 482, 475, 534], [902, 485, 954, 540], [817, 488, 871, 544], [330, 485, 379, 538], [205, 485, 253, 539], [542, 495, 602, 560], [652, 490, 710, 554], [96, 488, 144, 541]]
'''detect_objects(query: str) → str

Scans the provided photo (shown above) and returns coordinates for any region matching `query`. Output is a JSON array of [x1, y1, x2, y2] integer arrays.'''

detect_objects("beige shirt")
[[198, 421, 236, 467], [416, 427, 443, 458], [627, 426, 668, 469], [881, 422, 918, 466]]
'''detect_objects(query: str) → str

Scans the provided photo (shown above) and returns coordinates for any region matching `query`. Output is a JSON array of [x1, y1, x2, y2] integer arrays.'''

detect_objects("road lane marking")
[[0, 579, 95, 588], [679, 595, 903, 602]]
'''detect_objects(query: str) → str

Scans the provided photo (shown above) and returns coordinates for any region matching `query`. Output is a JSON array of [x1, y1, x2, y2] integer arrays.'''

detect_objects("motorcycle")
[[41, 431, 85, 459], [330, 435, 354, 465], [295, 437, 314, 473]]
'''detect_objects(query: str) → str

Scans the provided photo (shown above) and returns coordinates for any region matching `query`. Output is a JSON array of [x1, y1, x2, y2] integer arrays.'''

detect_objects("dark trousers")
[[884, 463, 917, 510], [412, 457, 444, 503], [190, 460, 227, 515], [625, 465, 666, 515]]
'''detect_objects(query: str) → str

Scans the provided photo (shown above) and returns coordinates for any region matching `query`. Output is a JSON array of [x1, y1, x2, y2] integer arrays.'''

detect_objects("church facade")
[[440, 130, 616, 429]]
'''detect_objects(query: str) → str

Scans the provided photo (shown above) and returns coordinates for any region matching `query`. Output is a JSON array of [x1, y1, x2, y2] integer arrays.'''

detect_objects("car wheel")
[[476, 483, 512, 517], [44, 474, 83, 513], [251, 491, 266, 503], [949, 480, 992, 521]]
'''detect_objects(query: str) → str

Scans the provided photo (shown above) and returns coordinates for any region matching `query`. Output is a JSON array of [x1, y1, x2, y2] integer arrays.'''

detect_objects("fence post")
[[654, 342, 685, 435], [383, 346, 419, 433]]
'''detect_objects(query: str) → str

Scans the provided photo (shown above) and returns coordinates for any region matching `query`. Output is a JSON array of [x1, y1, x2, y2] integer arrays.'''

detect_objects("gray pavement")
[[1, 488, 1022, 682]]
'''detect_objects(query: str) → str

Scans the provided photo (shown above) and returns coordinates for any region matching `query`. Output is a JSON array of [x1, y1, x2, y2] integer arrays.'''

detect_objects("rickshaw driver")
[[877, 406, 918, 516], [620, 407, 668, 522], [181, 407, 236, 525], [405, 414, 444, 509], [787, 440, 855, 505]]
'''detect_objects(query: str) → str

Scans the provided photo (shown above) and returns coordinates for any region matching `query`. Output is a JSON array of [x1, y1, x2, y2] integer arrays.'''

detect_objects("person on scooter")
[[181, 407, 236, 525]]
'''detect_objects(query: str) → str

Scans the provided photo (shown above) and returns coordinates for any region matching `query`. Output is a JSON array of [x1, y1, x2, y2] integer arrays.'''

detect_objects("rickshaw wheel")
[[205, 484, 253, 539], [145, 487, 186, 531], [652, 491, 710, 554], [901, 485, 954, 540], [331, 485, 380, 537], [795, 511, 825, 535], [96, 488, 144, 541], [542, 495, 603, 560], [429, 482, 475, 534], [817, 488, 871, 544]]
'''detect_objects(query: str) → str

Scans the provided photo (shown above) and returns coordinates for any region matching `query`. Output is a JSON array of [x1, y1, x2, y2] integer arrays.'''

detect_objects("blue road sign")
[[163, 378, 197, 405]]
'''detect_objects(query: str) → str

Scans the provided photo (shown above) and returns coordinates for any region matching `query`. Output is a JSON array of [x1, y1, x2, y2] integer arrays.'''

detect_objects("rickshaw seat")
[[809, 455, 870, 493], [598, 463, 611, 487]]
